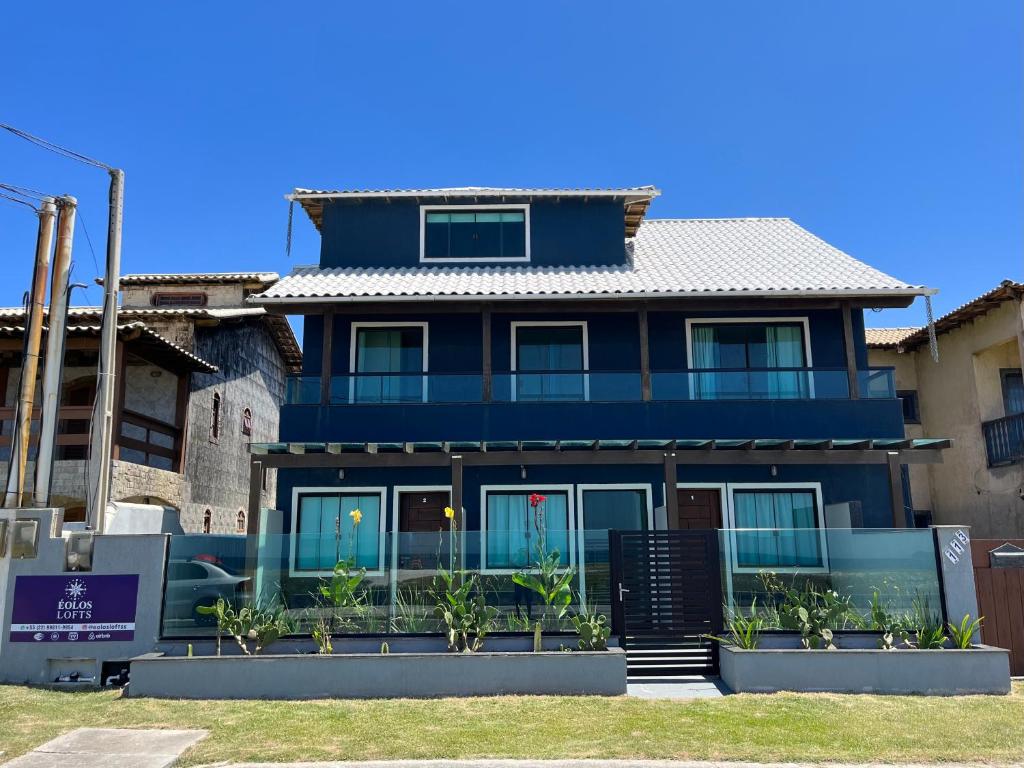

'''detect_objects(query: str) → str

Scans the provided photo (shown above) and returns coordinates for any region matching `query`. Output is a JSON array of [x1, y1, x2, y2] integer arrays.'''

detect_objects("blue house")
[[244, 186, 948, 660]]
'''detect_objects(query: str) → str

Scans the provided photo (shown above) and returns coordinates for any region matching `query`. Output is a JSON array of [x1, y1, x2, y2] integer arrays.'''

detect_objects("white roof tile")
[[254, 218, 929, 303]]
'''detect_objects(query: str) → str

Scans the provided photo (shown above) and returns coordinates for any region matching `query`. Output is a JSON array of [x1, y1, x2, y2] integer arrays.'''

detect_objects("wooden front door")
[[677, 488, 723, 529], [400, 491, 451, 533]]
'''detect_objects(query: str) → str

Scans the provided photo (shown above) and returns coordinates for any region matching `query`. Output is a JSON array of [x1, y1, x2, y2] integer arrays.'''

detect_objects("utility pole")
[[88, 170, 124, 532], [4, 198, 57, 508], [33, 196, 77, 507]]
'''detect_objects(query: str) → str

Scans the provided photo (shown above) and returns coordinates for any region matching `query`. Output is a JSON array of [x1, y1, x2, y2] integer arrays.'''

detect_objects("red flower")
[[529, 493, 546, 508]]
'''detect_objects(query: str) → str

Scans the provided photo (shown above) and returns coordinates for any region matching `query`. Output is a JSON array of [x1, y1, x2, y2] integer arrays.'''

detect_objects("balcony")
[[983, 411, 1024, 467], [0, 405, 183, 472], [286, 367, 896, 406]]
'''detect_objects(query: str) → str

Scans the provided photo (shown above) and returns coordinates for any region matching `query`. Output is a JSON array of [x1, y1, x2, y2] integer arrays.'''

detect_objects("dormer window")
[[420, 205, 529, 263]]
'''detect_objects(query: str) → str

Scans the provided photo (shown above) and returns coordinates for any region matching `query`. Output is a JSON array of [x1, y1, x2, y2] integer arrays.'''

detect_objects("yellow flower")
[[444, 506, 456, 519], [349, 508, 362, 525]]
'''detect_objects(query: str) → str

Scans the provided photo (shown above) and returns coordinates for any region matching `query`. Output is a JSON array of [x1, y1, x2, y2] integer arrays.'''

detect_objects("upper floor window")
[[350, 323, 427, 403], [241, 407, 253, 436], [686, 318, 811, 400], [1001, 368, 1024, 416], [421, 205, 529, 263], [151, 292, 207, 307], [210, 392, 221, 442], [511, 322, 588, 401], [236, 509, 246, 533], [897, 389, 920, 424], [202, 509, 212, 534]]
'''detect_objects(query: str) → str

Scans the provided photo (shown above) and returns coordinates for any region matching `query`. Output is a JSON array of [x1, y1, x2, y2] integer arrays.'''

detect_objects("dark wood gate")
[[972, 538, 1024, 675], [609, 530, 723, 677]]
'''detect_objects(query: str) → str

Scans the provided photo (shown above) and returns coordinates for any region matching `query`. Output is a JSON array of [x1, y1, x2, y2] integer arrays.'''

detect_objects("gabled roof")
[[0, 322, 218, 373], [864, 327, 918, 349], [253, 217, 931, 304], [287, 186, 660, 238], [866, 279, 1023, 352], [0, 306, 302, 373], [105, 272, 279, 287]]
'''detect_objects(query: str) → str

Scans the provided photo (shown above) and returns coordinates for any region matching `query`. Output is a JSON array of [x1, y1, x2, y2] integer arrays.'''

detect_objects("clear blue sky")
[[1, 2, 1020, 327]]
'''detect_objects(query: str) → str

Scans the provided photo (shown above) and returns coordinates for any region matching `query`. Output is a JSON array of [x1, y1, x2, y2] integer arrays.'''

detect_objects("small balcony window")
[[897, 390, 921, 424], [512, 322, 588, 402], [422, 206, 528, 262]]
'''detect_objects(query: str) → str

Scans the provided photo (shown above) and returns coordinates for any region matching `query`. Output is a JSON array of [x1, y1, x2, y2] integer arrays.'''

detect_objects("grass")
[[1, 682, 1022, 765]]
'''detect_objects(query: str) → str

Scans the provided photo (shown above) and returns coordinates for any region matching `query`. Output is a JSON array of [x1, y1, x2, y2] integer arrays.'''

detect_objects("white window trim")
[[575, 483, 654, 606], [510, 320, 590, 402], [419, 203, 531, 263], [348, 321, 430, 404], [684, 316, 815, 400], [389, 485, 454, 611], [289, 485, 388, 578], [479, 484, 576, 575], [723, 481, 828, 574]]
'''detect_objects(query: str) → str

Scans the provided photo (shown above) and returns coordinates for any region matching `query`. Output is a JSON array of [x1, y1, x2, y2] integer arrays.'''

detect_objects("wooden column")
[[481, 308, 492, 402], [451, 454, 464, 570], [320, 310, 334, 405], [111, 340, 128, 460], [663, 451, 679, 529], [172, 371, 190, 473], [887, 451, 906, 528], [842, 302, 860, 399], [247, 458, 263, 535], [638, 307, 652, 401]]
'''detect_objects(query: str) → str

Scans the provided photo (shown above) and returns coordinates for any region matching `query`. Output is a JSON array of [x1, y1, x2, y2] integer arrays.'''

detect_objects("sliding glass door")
[[514, 323, 587, 401], [690, 321, 809, 399], [353, 326, 425, 403]]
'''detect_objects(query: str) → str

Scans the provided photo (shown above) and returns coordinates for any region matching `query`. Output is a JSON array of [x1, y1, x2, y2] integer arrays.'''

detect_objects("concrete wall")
[[719, 644, 1011, 695], [0, 508, 169, 685], [129, 648, 628, 699], [868, 299, 1024, 536]]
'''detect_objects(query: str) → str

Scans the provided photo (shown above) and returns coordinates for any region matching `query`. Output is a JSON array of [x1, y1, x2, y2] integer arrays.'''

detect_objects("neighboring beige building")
[[0, 272, 302, 533], [867, 280, 1024, 537]]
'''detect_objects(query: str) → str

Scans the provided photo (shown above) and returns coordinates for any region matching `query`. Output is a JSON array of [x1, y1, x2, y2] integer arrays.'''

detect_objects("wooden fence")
[[972, 538, 1024, 676]]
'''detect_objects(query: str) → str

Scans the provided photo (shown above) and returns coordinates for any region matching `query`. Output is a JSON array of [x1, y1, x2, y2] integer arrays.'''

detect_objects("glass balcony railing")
[[160, 525, 943, 638], [283, 367, 897, 405]]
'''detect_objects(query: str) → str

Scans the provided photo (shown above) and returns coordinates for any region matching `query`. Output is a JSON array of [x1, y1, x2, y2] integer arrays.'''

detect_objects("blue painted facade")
[[319, 197, 629, 268], [275, 193, 915, 572]]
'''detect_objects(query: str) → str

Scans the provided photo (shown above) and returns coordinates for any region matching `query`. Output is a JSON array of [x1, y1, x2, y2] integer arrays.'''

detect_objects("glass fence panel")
[[719, 528, 943, 630], [161, 529, 594, 638], [162, 526, 935, 638], [860, 367, 897, 399], [285, 369, 895, 405], [651, 369, 853, 400], [284, 376, 321, 405]]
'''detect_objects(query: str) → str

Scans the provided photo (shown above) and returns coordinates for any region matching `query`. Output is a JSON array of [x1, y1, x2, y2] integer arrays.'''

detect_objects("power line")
[[0, 191, 38, 211], [0, 122, 112, 171], [0, 182, 54, 201]]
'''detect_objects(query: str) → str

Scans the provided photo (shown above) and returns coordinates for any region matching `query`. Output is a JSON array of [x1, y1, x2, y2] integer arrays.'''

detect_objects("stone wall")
[[180, 320, 285, 533]]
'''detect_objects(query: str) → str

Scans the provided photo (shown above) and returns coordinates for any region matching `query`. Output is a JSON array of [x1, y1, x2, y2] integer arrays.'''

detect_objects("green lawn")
[[1, 683, 1022, 765]]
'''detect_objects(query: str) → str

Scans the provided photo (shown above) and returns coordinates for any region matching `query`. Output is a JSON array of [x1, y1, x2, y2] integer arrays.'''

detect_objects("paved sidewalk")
[[220, 762, 1024, 768], [627, 675, 728, 698], [6, 727, 207, 768]]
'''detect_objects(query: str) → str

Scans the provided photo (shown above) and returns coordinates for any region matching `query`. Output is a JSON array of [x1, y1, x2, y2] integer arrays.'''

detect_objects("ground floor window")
[[729, 485, 824, 569], [295, 490, 382, 572], [483, 488, 570, 570]]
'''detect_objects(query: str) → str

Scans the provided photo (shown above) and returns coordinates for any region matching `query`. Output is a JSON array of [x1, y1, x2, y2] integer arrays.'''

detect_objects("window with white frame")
[[422, 206, 528, 262], [484, 489, 570, 569], [350, 324, 426, 403], [512, 322, 588, 402], [730, 487, 824, 568], [687, 319, 811, 400], [295, 492, 382, 571]]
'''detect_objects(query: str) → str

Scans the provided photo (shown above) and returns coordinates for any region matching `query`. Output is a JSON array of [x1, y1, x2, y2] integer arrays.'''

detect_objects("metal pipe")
[[88, 169, 124, 532], [4, 198, 56, 508], [33, 196, 77, 507]]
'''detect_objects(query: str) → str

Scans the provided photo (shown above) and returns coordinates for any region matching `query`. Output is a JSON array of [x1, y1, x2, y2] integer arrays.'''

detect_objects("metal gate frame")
[[609, 529, 724, 675]]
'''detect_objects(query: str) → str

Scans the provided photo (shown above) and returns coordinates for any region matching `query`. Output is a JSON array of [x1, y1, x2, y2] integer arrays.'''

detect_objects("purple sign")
[[9, 574, 139, 643]]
